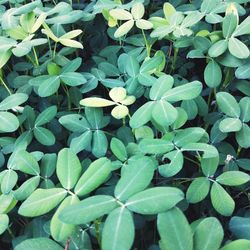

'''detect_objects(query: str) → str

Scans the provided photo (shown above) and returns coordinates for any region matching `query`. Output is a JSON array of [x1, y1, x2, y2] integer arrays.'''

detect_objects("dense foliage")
[[0, 0, 250, 249]]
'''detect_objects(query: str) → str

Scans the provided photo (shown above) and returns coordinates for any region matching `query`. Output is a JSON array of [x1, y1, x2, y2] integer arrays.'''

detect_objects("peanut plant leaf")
[[102, 207, 135, 250], [18, 188, 67, 217]]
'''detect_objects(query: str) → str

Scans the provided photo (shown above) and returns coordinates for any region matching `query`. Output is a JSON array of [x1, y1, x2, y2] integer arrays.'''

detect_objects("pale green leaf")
[[114, 20, 134, 38], [74, 157, 112, 196], [193, 217, 224, 250], [126, 187, 184, 214], [56, 148, 82, 189], [80, 97, 115, 107], [157, 207, 193, 250], [18, 188, 67, 217], [59, 195, 118, 224], [102, 207, 135, 250], [219, 118, 242, 133], [51, 195, 79, 242], [210, 182, 235, 216], [216, 171, 250, 186], [115, 156, 155, 201], [186, 177, 210, 203]]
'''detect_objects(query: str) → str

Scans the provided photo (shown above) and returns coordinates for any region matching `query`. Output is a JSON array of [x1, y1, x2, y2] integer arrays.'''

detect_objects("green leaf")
[[236, 123, 250, 148], [182, 11, 204, 28], [56, 148, 82, 189], [59, 195, 118, 224], [219, 118, 242, 133], [125, 55, 140, 77], [115, 156, 155, 202], [129, 101, 154, 128], [220, 240, 250, 250], [157, 207, 193, 250], [102, 207, 135, 250], [110, 138, 127, 161], [0, 50, 12, 69], [233, 16, 250, 36], [15, 238, 63, 250], [186, 177, 210, 203], [51, 195, 79, 242], [12, 41, 32, 57], [0, 93, 28, 111], [204, 60, 222, 88], [172, 107, 188, 130], [70, 130, 92, 154], [0, 214, 9, 235], [134, 126, 154, 140], [0, 112, 19, 133], [239, 97, 250, 123], [35, 106, 57, 126], [114, 20, 134, 38], [201, 156, 219, 176], [229, 216, 250, 240], [92, 130, 108, 157], [216, 171, 250, 186], [61, 57, 82, 73], [162, 81, 202, 102], [208, 40, 228, 58], [182, 143, 218, 158], [126, 187, 184, 214], [222, 14, 238, 38], [13, 176, 40, 201], [149, 75, 174, 100], [74, 157, 112, 196], [158, 150, 184, 177], [139, 138, 174, 154], [38, 76, 60, 97], [18, 188, 67, 217], [60, 72, 86, 86], [193, 217, 224, 250], [1, 169, 18, 194], [10, 150, 40, 175], [34, 127, 55, 146], [140, 55, 164, 73], [174, 127, 205, 147], [152, 100, 177, 126], [0, 193, 14, 214], [216, 92, 240, 118], [210, 182, 235, 216], [228, 37, 250, 59], [59, 114, 90, 132], [235, 63, 250, 80]]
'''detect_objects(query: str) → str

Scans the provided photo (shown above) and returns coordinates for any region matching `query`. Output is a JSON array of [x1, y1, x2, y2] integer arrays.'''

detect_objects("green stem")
[[32, 47, 39, 66], [94, 219, 102, 249], [142, 29, 151, 57], [62, 84, 71, 110], [8, 227, 15, 238], [47, 36, 53, 59], [170, 47, 179, 73], [222, 67, 233, 90], [184, 156, 200, 166], [53, 42, 57, 60], [0, 76, 12, 95], [26, 55, 36, 67], [237, 146, 242, 157]]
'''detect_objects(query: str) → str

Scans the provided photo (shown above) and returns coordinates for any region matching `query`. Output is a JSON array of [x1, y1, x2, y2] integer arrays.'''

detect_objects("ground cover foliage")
[[0, 0, 250, 249]]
